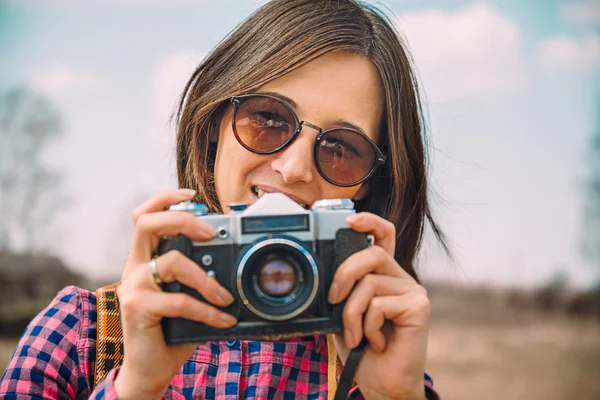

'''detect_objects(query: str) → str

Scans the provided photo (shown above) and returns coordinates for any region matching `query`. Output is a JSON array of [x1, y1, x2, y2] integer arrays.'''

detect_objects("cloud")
[[560, 0, 600, 25], [29, 66, 100, 96], [396, 3, 526, 102], [537, 34, 600, 73], [6, 0, 212, 7], [151, 51, 206, 130]]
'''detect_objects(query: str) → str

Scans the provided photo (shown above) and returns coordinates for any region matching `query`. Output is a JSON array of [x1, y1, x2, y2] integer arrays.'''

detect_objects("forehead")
[[256, 51, 384, 142]]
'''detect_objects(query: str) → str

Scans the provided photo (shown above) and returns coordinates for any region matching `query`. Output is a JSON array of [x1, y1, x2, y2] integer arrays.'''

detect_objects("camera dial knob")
[[311, 198, 354, 210], [227, 203, 249, 212]]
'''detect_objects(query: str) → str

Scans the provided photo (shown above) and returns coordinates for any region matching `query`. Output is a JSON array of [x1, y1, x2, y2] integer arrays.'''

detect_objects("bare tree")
[[0, 86, 67, 253], [581, 91, 600, 273]]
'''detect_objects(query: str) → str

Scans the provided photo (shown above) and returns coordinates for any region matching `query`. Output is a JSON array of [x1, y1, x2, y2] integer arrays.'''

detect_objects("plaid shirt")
[[1, 286, 438, 399]]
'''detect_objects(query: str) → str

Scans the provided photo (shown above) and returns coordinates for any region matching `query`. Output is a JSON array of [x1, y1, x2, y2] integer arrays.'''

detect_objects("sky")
[[1, 0, 599, 288]]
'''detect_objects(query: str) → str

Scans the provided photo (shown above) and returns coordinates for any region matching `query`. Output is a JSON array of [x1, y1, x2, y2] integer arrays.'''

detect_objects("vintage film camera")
[[157, 193, 373, 344]]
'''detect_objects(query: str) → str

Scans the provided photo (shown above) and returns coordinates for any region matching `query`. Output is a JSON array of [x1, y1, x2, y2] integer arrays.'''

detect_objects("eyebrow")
[[331, 119, 368, 135], [257, 91, 299, 109], [256, 90, 369, 136]]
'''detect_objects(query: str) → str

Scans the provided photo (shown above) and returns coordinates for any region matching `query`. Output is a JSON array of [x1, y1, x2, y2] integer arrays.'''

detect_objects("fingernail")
[[196, 223, 216, 237], [220, 313, 237, 326], [345, 214, 360, 223], [377, 337, 386, 353], [329, 282, 340, 303], [353, 331, 362, 348], [345, 329, 355, 348], [218, 288, 234, 305], [180, 188, 196, 196]]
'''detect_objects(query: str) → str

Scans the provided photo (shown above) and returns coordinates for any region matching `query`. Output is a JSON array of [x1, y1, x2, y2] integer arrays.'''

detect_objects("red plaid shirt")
[[1, 286, 439, 399]]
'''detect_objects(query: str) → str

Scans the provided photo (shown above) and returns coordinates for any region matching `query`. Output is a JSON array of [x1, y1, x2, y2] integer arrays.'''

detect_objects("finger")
[[363, 296, 388, 352], [140, 290, 237, 328], [329, 245, 411, 304], [132, 189, 197, 223], [345, 212, 396, 255], [153, 250, 234, 307], [342, 275, 408, 349], [130, 211, 216, 263], [153, 292, 237, 328], [363, 293, 430, 350]]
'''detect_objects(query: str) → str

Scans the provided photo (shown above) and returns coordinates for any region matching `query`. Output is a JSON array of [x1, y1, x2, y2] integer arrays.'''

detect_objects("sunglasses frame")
[[230, 93, 387, 187]]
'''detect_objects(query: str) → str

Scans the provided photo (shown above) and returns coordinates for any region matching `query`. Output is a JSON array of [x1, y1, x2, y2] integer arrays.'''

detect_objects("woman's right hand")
[[113, 189, 237, 400]]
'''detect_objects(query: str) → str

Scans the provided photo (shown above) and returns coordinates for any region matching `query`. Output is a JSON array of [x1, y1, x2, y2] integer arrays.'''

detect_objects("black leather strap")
[[334, 338, 369, 400]]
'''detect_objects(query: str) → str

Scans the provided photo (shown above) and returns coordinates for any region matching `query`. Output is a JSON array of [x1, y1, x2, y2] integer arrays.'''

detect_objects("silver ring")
[[149, 258, 162, 288]]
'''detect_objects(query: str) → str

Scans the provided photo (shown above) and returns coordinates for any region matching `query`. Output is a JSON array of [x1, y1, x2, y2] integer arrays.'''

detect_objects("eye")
[[252, 111, 290, 129], [320, 136, 360, 158]]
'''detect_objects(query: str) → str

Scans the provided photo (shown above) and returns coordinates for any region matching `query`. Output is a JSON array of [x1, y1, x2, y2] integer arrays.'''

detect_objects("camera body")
[[157, 193, 372, 344]]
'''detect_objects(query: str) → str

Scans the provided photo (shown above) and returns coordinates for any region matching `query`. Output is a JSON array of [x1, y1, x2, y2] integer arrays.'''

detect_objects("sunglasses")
[[230, 94, 386, 187]]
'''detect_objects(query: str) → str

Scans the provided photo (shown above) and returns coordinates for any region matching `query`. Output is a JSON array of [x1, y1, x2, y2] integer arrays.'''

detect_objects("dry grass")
[[0, 339, 18, 372], [1, 290, 599, 399], [427, 291, 600, 400]]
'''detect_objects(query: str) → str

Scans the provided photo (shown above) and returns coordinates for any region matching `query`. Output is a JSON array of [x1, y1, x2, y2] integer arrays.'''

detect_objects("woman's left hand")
[[329, 212, 430, 400]]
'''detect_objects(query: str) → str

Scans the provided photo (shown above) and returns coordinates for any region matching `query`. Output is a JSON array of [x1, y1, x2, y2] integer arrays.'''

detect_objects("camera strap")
[[333, 337, 369, 400], [94, 283, 124, 389]]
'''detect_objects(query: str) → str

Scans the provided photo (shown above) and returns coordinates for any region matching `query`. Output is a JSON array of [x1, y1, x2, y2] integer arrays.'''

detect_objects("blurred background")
[[0, 0, 599, 398]]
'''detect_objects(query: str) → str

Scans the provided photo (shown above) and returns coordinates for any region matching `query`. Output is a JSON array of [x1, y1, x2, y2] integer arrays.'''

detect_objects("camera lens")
[[256, 254, 298, 298], [237, 237, 319, 321]]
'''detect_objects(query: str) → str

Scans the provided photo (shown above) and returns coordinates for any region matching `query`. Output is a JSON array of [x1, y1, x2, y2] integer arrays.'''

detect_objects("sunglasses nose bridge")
[[299, 120, 322, 133]]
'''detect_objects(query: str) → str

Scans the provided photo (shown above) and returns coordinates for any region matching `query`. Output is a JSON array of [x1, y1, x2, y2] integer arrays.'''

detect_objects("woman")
[[1, 0, 445, 399]]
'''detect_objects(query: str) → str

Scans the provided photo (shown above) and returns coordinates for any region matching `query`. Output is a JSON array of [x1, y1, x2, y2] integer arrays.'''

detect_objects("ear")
[[352, 182, 370, 201]]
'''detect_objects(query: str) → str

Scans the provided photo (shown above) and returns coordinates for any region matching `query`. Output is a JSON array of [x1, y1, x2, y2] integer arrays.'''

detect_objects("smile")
[[250, 185, 311, 209]]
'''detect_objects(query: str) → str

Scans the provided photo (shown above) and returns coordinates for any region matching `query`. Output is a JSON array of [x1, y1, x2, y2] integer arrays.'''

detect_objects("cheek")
[[216, 131, 260, 176], [217, 109, 252, 162], [214, 120, 263, 197], [214, 114, 241, 199], [322, 184, 366, 202]]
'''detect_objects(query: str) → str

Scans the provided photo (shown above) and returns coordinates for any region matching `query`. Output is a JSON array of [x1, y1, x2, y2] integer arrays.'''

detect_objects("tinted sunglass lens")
[[316, 129, 376, 185], [234, 97, 296, 152]]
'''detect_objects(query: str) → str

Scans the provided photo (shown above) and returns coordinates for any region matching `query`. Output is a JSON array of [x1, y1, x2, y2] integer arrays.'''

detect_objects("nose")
[[270, 134, 314, 184]]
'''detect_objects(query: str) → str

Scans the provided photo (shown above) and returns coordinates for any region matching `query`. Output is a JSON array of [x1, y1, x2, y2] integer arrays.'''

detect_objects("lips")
[[250, 185, 311, 209]]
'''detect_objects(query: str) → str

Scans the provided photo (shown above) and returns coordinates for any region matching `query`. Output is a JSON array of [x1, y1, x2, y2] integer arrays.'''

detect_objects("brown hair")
[[175, 0, 447, 280]]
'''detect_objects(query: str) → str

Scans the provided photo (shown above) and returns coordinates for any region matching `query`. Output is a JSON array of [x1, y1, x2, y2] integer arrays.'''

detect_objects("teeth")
[[251, 186, 266, 198], [251, 186, 309, 209]]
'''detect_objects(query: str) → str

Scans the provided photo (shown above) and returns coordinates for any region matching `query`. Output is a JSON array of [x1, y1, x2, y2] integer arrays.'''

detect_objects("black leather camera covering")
[[157, 229, 370, 344]]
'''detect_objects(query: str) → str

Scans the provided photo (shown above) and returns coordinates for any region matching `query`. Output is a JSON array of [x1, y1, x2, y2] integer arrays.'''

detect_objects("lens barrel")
[[236, 237, 318, 321]]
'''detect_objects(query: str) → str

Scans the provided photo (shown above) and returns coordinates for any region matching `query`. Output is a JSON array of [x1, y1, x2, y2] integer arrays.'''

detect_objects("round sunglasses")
[[230, 94, 386, 187]]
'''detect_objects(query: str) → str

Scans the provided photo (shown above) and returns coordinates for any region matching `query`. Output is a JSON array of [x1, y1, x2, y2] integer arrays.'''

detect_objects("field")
[[1, 288, 599, 399], [426, 290, 600, 399]]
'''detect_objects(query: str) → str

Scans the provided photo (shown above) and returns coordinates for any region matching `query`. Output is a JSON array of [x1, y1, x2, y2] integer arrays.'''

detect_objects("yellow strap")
[[327, 334, 342, 400], [93, 283, 124, 388], [327, 334, 359, 399]]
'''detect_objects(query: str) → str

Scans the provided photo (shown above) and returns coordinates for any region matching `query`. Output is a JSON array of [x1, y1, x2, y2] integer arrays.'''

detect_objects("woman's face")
[[214, 51, 384, 212]]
